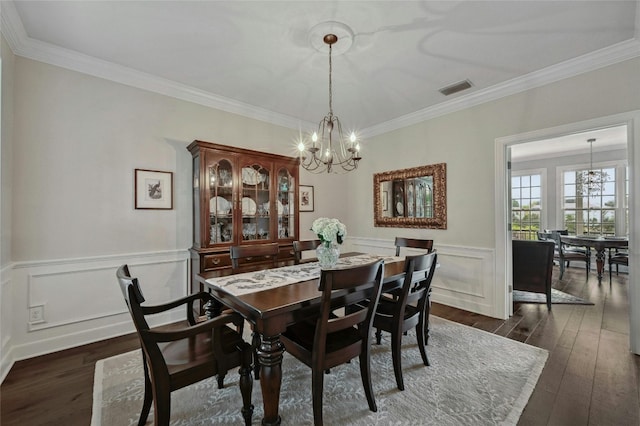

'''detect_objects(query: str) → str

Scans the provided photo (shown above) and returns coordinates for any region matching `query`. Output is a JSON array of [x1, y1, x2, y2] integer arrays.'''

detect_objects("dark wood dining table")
[[560, 235, 629, 282], [195, 253, 406, 426]]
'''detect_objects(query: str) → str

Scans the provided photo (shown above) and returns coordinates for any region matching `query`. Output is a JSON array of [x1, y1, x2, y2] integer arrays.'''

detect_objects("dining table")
[[195, 252, 407, 425], [560, 235, 629, 282]]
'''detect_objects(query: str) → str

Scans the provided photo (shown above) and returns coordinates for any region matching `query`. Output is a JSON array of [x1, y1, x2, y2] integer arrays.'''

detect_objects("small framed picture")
[[299, 185, 314, 212], [135, 169, 173, 210]]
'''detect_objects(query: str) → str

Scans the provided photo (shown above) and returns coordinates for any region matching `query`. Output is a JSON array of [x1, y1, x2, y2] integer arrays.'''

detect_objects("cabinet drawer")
[[203, 254, 232, 270]]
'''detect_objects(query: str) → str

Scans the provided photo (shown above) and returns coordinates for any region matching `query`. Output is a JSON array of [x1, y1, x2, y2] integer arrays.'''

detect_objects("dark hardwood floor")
[[1, 265, 638, 425]]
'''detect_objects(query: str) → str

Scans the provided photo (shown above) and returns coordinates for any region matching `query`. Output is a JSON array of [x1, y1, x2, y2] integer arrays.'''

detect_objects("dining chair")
[[546, 229, 591, 262], [279, 260, 385, 426], [293, 239, 321, 264], [394, 237, 434, 256], [115, 265, 253, 426], [229, 242, 281, 379], [548, 231, 590, 279], [370, 251, 438, 391], [512, 240, 555, 310], [230, 242, 280, 272], [609, 249, 629, 282]]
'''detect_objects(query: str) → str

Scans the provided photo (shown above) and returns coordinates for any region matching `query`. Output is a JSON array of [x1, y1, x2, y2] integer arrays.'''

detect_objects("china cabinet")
[[187, 140, 300, 296]]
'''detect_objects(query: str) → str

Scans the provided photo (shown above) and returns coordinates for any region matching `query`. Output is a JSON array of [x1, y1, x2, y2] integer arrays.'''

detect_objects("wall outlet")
[[29, 305, 45, 323]]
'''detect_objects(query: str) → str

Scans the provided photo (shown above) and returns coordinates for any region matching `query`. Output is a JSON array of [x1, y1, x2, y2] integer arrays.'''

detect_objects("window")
[[511, 172, 542, 240], [561, 162, 628, 236]]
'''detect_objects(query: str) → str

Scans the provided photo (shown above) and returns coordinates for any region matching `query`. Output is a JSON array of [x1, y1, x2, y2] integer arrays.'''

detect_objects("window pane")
[[511, 172, 543, 240], [531, 187, 541, 198], [564, 171, 575, 184], [531, 175, 541, 186], [562, 159, 624, 237]]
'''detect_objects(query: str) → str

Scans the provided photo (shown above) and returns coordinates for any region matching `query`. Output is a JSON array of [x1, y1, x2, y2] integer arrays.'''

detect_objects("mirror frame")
[[373, 163, 447, 229]]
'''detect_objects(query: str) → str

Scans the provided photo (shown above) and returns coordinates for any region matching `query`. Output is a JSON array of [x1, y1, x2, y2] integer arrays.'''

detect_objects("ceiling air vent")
[[439, 79, 473, 96]]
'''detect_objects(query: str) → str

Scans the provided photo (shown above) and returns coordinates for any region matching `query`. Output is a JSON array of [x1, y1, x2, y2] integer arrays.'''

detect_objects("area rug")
[[513, 288, 594, 305], [92, 316, 548, 425]]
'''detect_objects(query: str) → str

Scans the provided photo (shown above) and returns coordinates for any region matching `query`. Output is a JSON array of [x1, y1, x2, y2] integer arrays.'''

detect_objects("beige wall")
[[351, 58, 640, 248], [10, 56, 350, 262]]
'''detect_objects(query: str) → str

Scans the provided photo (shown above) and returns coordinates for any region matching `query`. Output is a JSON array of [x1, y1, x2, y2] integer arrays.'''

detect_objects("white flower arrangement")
[[311, 217, 347, 247]]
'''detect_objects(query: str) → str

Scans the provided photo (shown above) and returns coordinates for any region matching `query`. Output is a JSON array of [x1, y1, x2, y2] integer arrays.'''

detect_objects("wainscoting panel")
[[26, 258, 188, 332], [6, 250, 190, 366], [348, 237, 497, 317]]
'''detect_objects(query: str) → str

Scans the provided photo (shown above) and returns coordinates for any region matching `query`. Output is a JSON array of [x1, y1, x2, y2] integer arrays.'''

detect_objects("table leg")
[[257, 335, 284, 426], [595, 248, 606, 282]]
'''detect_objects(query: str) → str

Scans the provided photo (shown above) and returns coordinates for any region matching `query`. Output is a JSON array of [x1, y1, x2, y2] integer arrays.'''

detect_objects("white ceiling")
[[510, 124, 628, 161], [2, 1, 640, 143]]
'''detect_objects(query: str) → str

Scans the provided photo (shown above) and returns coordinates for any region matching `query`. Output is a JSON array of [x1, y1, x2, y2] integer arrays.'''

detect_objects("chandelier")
[[586, 137, 599, 195], [297, 33, 361, 173]]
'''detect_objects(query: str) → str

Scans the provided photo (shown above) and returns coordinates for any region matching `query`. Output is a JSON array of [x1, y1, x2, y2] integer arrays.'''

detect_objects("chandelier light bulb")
[[297, 141, 305, 152], [312, 132, 318, 143]]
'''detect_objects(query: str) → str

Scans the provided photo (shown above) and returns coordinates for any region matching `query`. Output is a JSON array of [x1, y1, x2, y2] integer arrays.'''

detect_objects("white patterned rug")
[[92, 317, 547, 425]]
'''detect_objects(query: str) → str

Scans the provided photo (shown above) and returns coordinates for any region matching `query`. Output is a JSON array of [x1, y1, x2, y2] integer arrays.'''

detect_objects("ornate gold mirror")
[[374, 163, 447, 229]]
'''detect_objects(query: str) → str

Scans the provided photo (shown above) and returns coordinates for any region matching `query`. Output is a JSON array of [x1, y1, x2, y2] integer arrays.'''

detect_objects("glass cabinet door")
[[240, 162, 271, 241], [208, 157, 234, 245], [277, 167, 296, 240]]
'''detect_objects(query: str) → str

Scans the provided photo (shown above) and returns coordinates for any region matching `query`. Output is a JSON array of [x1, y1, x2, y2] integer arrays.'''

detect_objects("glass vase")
[[316, 243, 340, 269]]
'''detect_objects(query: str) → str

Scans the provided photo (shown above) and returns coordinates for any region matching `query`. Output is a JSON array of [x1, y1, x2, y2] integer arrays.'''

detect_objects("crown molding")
[[362, 38, 640, 138], [2, 0, 639, 138], [0, 0, 26, 50], [0, 1, 313, 131]]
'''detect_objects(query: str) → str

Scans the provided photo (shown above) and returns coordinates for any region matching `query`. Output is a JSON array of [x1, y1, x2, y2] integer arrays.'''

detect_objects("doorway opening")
[[494, 112, 638, 354]]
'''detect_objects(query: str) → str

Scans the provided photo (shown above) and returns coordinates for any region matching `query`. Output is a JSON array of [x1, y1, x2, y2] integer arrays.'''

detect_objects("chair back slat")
[[293, 239, 321, 263], [230, 242, 280, 270], [394, 237, 434, 256]]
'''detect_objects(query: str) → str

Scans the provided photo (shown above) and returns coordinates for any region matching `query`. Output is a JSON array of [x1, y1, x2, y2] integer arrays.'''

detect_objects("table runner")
[[205, 254, 404, 296]]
